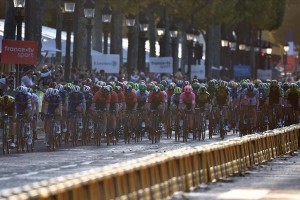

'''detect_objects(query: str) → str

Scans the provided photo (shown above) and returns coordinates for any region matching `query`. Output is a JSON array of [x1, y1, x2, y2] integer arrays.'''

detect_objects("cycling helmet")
[[247, 83, 254, 91], [55, 84, 64, 92], [270, 80, 278, 87], [64, 83, 73, 91], [241, 82, 248, 89], [192, 78, 199, 83], [184, 85, 193, 93], [49, 82, 57, 89], [198, 85, 207, 93], [126, 84, 132, 91], [168, 82, 176, 90], [84, 78, 93, 86], [96, 81, 106, 87], [174, 87, 182, 94], [290, 83, 298, 89], [219, 81, 226, 88], [231, 82, 238, 90], [183, 80, 190, 86], [108, 81, 116, 89], [139, 83, 147, 91], [258, 82, 265, 90], [83, 85, 91, 93], [15, 86, 27, 93], [176, 80, 183, 88], [27, 88, 33, 94], [153, 86, 160, 93], [208, 79, 216, 88], [52, 89, 60, 96], [253, 79, 262, 88], [107, 85, 113, 92], [73, 85, 80, 92], [282, 82, 290, 91], [192, 82, 201, 91], [45, 88, 54, 97], [133, 83, 139, 91], [160, 80, 168, 88], [103, 86, 110, 93], [115, 86, 122, 92], [158, 84, 164, 91]]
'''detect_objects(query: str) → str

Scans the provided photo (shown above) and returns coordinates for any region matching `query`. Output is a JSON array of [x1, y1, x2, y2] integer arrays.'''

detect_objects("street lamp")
[[157, 19, 166, 57], [84, 0, 95, 72], [283, 42, 289, 79], [186, 25, 195, 80], [169, 21, 178, 73], [266, 42, 272, 69], [64, 0, 76, 82], [138, 13, 149, 72], [126, 14, 136, 79], [13, 0, 25, 86], [102, 2, 112, 54]]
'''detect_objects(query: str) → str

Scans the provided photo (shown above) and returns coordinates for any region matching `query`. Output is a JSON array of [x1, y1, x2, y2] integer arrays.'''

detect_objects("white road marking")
[[60, 164, 78, 168]]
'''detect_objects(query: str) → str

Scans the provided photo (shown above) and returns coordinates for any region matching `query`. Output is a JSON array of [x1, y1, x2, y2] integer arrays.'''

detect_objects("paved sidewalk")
[[172, 150, 300, 200]]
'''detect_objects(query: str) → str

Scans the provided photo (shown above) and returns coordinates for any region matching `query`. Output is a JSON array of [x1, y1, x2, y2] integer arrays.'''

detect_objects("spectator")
[[21, 69, 35, 87]]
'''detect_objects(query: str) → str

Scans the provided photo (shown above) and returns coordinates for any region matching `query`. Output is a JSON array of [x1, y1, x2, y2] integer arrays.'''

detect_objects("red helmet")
[[49, 82, 57, 89], [184, 85, 193, 93]]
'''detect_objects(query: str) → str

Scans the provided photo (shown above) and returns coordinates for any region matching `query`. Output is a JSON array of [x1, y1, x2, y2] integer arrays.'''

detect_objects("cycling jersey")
[[93, 90, 111, 111], [136, 90, 149, 109], [148, 91, 164, 110], [68, 91, 85, 113], [170, 94, 180, 106], [241, 88, 259, 106], [285, 88, 300, 108], [84, 92, 93, 110], [179, 92, 196, 106], [45, 95, 62, 115], [15, 92, 32, 115], [124, 91, 137, 111], [0, 95, 15, 116], [110, 91, 118, 111], [215, 87, 228, 106], [267, 85, 282, 105], [196, 92, 210, 108]]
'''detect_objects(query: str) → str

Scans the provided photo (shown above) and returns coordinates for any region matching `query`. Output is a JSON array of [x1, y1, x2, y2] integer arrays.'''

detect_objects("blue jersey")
[[68, 92, 85, 112], [45, 95, 62, 115], [15, 92, 32, 114], [136, 90, 149, 108], [84, 92, 93, 109]]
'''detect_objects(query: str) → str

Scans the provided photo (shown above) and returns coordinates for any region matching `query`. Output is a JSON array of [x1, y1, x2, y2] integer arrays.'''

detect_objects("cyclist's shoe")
[[10, 143, 16, 148]]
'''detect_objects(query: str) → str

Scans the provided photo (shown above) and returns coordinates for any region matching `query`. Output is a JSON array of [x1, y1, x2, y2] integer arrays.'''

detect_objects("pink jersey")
[[179, 92, 196, 105]]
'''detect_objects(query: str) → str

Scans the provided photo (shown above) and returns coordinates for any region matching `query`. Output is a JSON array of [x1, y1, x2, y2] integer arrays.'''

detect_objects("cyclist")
[[284, 83, 300, 124], [108, 84, 119, 142], [179, 85, 196, 138], [43, 89, 62, 146], [266, 80, 283, 128], [82, 85, 94, 129], [56, 84, 69, 133], [92, 85, 111, 136], [124, 84, 138, 136], [27, 88, 39, 141], [68, 85, 86, 140], [0, 95, 15, 148], [14, 86, 33, 146]]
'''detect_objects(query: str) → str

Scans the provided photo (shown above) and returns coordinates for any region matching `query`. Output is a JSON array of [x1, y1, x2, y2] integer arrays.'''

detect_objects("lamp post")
[[266, 42, 272, 69], [221, 37, 229, 75], [102, 2, 112, 54], [13, 0, 25, 86], [169, 21, 178, 74], [229, 36, 236, 78], [138, 13, 149, 72], [186, 25, 194, 80], [64, 0, 76, 82], [84, 0, 95, 72], [283, 42, 289, 79], [126, 14, 136, 79], [157, 19, 166, 57]]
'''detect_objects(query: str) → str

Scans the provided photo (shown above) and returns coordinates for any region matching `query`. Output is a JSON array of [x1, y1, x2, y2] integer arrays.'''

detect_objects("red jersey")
[[93, 91, 111, 110]]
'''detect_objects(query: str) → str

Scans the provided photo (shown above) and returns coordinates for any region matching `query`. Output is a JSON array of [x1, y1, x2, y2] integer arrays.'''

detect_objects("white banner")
[[257, 69, 272, 80], [92, 54, 120, 73], [191, 60, 205, 80], [149, 57, 173, 73]]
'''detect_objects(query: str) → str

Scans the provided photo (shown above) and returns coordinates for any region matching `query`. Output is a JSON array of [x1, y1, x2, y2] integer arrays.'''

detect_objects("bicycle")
[[15, 114, 34, 153], [46, 114, 60, 151], [1, 114, 11, 154], [195, 107, 206, 141], [82, 112, 94, 145], [149, 110, 162, 144]]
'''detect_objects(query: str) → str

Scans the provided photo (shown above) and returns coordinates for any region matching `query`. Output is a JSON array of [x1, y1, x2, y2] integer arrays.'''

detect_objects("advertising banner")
[[233, 64, 251, 78], [149, 57, 173, 73], [257, 69, 272, 80], [92, 54, 120, 73], [191, 60, 205, 80], [1, 39, 38, 65]]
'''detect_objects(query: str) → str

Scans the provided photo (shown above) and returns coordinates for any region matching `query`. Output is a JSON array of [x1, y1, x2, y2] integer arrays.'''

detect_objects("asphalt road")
[[0, 130, 238, 191]]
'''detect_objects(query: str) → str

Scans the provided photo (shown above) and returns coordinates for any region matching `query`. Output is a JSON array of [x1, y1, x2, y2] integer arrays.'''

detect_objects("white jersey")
[[241, 88, 259, 106]]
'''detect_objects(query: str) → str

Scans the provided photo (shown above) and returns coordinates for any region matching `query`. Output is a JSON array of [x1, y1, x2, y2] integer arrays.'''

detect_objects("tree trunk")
[[55, 0, 62, 64], [92, 2, 102, 52], [206, 25, 221, 79], [111, 11, 123, 68], [4, 0, 16, 40]]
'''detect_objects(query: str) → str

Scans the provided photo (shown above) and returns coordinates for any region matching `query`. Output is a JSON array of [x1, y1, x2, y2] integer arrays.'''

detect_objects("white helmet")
[[45, 88, 54, 97], [83, 85, 90, 93], [55, 84, 64, 92], [73, 85, 80, 92], [52, 89, 60, 96], [15, 86, 27, 93]]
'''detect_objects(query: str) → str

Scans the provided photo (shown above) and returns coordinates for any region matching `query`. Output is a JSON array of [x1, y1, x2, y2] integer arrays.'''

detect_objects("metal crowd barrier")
[[1, 125, 299, 200]]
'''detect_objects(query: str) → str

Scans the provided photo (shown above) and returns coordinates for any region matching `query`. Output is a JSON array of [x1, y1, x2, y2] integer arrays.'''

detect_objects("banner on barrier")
[[92, 54, 120, 73], [233, 64, 251, 78], [1, 39, 38, 65], [149, 57, 173, 73], [257, 69, 272, 80]]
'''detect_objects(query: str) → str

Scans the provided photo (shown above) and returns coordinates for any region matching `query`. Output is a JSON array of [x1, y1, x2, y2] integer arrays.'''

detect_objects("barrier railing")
[[1, 124, 299, 200]]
